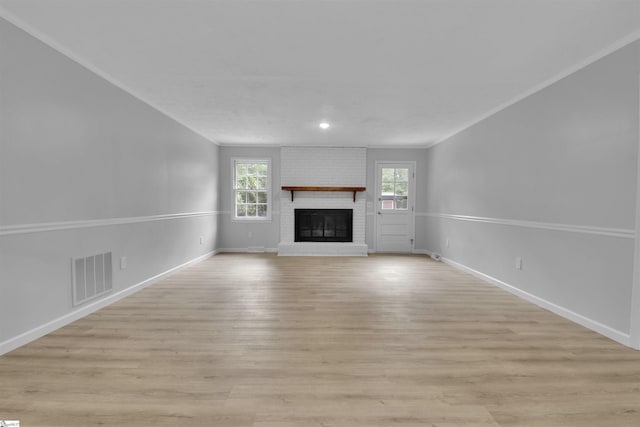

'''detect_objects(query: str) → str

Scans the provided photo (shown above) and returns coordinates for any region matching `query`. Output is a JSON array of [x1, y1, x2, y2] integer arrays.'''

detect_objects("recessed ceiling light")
[[319, 122, 330, 129]]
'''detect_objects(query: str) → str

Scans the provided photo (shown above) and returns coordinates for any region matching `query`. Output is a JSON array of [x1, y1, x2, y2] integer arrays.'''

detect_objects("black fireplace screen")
[[295, 209, 353, 242]]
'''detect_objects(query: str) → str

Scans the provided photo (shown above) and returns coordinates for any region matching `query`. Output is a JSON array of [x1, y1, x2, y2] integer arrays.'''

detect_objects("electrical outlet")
[[120, 256, 127, 270], [516, 257, 522, 270], [200, 236, 204, 244]]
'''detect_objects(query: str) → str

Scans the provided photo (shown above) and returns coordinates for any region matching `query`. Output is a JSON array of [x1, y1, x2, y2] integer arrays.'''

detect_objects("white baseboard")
[[277, 242, 368, 256], [0, 251, 215, 356], [437, 255, 631, 347], [218, 248, 278, 254], [368, 249, 428, 255]]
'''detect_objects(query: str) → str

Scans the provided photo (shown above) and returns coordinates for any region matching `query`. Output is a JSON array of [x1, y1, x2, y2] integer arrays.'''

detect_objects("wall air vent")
[[72, 252, 113, 306]]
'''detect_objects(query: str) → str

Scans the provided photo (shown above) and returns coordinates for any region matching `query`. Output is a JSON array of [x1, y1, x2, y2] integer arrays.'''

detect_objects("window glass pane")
[[382, 200, 394, 210], [247, 205, 257, 216], [247, 192, 256, 203], [237, 204, 246, 216], [395, 182, 408, 196], [237, 176, 248, 189], [396, 197, 408, 210], [247, 176, 258, 190], [257, 205, 267, 217], [382, 168, 395, 181], [257, 163, 268, 176], [237, 164, 248, 176], [257, 192, 267, 203], [395, 168, 409, 181], [382, 183, 395, 195], [237, 192, 246, 203], [247, 164, 257, 175], [256, 177, 267, 190]]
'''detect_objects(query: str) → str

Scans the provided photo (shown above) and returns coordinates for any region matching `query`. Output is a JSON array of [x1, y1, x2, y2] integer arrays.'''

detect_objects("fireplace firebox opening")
[[295, 209, 353, 242]]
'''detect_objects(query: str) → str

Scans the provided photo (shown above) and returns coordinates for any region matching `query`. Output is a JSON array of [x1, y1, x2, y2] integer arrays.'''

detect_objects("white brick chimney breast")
[[278, 147, 368, 256]]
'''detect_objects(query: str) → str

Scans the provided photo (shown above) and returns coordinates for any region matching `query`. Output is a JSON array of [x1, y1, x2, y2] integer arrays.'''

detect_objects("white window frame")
[[231, 158, 272, 222]]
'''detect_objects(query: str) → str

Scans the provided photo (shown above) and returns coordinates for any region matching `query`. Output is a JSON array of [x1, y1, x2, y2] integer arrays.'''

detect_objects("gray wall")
[[424, 41, 640, 342], [0, 18, 219, 352]]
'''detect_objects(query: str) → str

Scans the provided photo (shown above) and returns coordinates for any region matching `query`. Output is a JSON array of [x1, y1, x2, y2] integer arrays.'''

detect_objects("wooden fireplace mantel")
[[281, 186, 366, 202]]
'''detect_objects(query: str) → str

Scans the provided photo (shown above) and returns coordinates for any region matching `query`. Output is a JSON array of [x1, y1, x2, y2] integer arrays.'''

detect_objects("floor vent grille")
[[72, 252, 113, 306]]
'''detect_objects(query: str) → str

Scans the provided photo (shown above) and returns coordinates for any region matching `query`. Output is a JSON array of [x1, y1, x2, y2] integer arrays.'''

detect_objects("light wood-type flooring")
[[2, 254, 640, 426]]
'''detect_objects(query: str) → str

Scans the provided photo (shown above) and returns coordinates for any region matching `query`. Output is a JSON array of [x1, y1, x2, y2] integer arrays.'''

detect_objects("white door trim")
[[374, 161, 416, 253]]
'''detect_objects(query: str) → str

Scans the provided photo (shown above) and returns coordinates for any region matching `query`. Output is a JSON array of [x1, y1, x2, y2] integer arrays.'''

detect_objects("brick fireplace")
[[277, 147, 368, 256]]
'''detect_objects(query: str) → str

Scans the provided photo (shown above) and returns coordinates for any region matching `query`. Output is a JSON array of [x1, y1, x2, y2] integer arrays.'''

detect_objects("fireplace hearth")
[[295, 209, 353, 243]]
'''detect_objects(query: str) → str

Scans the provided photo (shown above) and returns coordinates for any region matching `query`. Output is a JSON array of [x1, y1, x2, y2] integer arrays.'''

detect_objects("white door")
[[375, 162, 416, 253]]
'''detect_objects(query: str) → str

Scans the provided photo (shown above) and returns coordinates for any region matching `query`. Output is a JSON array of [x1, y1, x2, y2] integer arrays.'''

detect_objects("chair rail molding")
[[423, 212, 635, 239], [0, 211, 222, 236]]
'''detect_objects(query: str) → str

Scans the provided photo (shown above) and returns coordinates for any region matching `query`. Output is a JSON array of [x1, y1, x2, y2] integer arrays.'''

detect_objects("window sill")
[[231, 217, 273, 223]]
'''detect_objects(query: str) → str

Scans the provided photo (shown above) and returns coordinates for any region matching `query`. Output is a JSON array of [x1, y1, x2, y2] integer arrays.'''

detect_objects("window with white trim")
[[232, 158, 271, 220]]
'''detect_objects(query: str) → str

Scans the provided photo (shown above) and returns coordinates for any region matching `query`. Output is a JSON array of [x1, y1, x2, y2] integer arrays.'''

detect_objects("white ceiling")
[[1, 0, 639, 147]]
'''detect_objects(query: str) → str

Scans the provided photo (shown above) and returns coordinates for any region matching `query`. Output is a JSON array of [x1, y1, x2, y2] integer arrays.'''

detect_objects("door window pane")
[[380, 167, 410, 210], [395, 182, 408, 196], [382, 183, 395, 195], [396, 197, 408, 210], [382, 168, 395, 181], [395, 169, 409, 181]]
